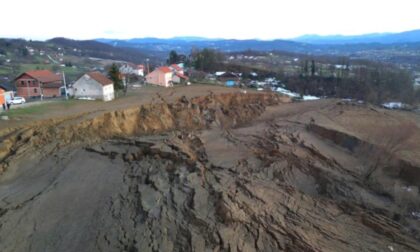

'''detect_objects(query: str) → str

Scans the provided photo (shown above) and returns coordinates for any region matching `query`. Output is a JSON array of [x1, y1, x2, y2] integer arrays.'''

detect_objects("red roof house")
[[146, 66, 174, 87], [15, 70, 63, 98]]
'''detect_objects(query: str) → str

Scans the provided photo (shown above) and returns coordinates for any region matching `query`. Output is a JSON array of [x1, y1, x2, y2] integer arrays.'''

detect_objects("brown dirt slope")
[[0, 92, 420, 252]]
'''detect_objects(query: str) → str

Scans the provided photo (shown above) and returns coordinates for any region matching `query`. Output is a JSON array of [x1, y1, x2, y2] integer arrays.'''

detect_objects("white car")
[[11, 97, 26, 105]]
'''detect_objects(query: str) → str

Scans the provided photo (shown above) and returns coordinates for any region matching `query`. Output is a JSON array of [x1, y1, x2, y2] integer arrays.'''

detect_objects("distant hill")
[[48, 38, 155, 63], [96, 37, 311, 54], [95, 34, 420, 67], [293, 29, 420, 44]]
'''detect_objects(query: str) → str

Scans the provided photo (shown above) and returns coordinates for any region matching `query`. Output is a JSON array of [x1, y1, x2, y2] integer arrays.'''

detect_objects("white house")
[[120, 63, 144, 76], [172, 72, 189, 84], [73, 72, 115, 101], [170, 64, 184, 75]]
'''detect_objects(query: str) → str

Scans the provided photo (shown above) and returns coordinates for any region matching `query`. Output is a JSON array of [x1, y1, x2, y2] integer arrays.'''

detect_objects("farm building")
[[72, 72, 115, 101]]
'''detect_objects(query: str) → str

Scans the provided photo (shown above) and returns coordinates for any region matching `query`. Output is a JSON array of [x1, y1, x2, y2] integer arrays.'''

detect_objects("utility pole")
[[62, 71, 68, 100], [26, 81, 30, 98], [123, 75, 127, 96]]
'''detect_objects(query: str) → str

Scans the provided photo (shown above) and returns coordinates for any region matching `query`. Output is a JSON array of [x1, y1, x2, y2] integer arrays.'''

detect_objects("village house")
[[172, 72, 189, 84], [0, 83, 16, 101], [72, 72, 115, 101], [0, 88, 5, 108], [14, 70, 63, 98], [217, 72, 241, 86], [120, 63, 145, 76], [170, 64, 184, 75], [146, 66, 173, 87]]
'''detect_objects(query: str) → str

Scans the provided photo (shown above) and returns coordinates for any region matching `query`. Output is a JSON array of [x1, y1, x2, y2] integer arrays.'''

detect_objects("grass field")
[[2, 99, 86, 119]]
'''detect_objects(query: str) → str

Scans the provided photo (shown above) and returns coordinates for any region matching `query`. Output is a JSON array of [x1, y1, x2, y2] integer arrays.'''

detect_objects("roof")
[[18, 70, 62, 83], [170, 64, 183, 71], [158, 66, 172, 74], [219, 72, 240, 78], [0, 83, 16, 91], [136, 64, 144, 70], [86, 72, 113, 86]]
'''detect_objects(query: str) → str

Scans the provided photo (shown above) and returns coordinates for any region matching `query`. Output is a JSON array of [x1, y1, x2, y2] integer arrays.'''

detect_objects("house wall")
[[0, 89, 4, 105], [15, 74, 61, 98], [73, 74, 115, 101], [102, 84, 115, 101], [135, 69, 144, 76], [146, 71, 162, 87], [163, 72, 173, 87], [146, 70, 173, 87], [172, 75, 181, 84], [43, 87, 61, 97], [15, 75, 41, 98], [73, 74, 104, 99]]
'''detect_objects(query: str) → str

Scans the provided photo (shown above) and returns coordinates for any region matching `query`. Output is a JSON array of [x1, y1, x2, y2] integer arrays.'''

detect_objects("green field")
[[2, 99, 84, 119]]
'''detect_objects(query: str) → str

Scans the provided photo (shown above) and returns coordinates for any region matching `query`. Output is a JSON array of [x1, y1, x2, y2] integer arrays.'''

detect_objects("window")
[[34, 88, 37, 93], [21, 80, 24, 86]]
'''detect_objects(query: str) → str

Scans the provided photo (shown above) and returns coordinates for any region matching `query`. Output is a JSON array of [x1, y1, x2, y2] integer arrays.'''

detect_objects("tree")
[[168, 50, 179, 65], [52, 65, 60, 72], [108, 63, 123, 90], [191, 48, 224, 72], [311, 60, 316, 76], [21, 47, 29, 57]]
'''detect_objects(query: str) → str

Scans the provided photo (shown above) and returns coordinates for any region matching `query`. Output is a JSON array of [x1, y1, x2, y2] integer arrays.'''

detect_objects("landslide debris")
[[1, 93, 420, 252]]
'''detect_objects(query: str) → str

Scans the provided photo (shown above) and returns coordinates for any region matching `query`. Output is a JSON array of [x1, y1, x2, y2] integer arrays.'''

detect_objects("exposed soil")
[[1, 91, 420, 252]]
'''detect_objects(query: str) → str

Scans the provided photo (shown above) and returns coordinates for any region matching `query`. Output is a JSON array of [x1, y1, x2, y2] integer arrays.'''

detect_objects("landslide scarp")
[[0, 92, 287, 173]]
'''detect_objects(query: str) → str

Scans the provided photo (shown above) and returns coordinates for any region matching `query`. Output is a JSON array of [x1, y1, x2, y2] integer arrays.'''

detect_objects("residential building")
[[217, 72, 241, 86], [0, 83, 16, 101], [146, 67, 173, 87], [0, 88, 4, 107], [170, 64, 184, 75], [120, 63, 145, 76], [73, 72, 115, 101], [172, 72, 189, 84], [14, 70, 63, 98]]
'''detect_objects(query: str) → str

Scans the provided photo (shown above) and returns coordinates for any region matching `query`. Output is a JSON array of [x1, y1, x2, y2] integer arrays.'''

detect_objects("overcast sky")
[[1, 0, 419, 40]]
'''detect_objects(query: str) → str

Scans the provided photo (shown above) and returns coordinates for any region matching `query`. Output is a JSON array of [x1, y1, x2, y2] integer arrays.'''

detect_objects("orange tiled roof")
[[24, 70, 61, 83], [86, 72, 113, 86], [158, 66, 172, 74]]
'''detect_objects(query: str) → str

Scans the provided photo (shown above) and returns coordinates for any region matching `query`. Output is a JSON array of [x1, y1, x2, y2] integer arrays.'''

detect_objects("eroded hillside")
[[0, 93, 420, 252]]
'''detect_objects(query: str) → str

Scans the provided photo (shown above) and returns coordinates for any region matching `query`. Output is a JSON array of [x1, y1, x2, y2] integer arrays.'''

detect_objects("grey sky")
[[1, 0, 419, 40]]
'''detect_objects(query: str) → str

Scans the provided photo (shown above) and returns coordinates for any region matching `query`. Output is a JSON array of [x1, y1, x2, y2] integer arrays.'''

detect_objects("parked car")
[[11, 97, 26, 105]]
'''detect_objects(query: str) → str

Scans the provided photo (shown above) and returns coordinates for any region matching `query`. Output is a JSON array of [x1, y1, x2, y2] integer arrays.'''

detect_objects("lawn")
[[3, 99, 83, 119], [3, 103, 50, 118]]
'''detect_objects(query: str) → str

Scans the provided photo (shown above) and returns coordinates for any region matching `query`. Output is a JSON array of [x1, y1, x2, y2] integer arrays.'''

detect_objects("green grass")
[[20, 63, 52, 72], [0, 66, 10, 75], [4, 103, 50, 117], [3, 99, 83, 119]]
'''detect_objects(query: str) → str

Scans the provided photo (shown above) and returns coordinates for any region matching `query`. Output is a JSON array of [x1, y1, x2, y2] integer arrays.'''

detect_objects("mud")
[[1, 93, 420, 252]]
